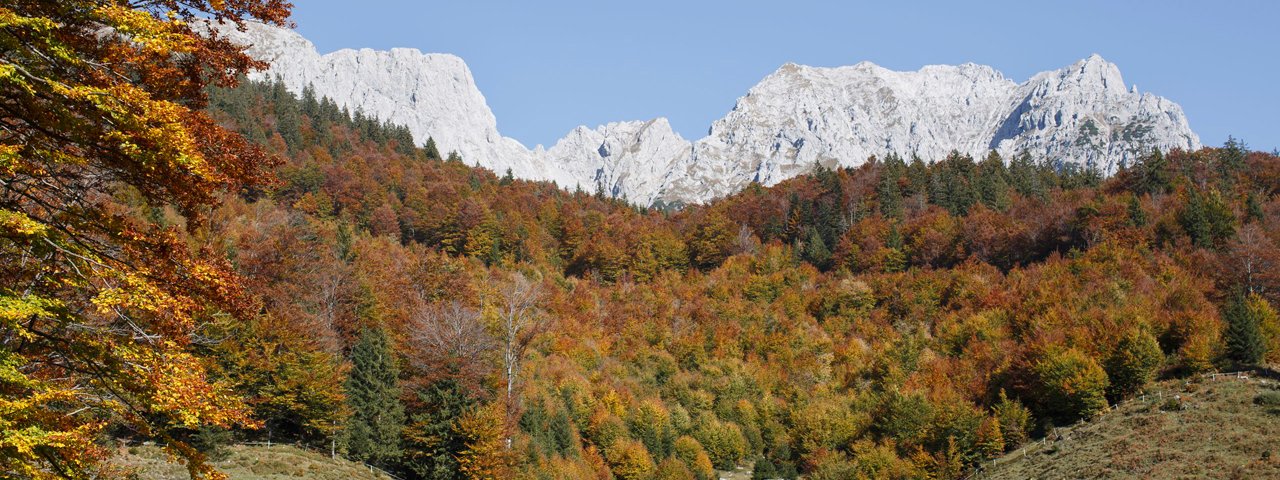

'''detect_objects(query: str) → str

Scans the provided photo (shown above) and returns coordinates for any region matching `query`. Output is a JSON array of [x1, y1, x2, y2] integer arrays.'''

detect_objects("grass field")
[[981, 373, 1280, 480], [114, 444, 392, 480]]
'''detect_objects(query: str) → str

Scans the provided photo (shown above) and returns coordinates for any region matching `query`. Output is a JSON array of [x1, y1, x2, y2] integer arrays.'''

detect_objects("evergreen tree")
[[1008, 151, 1047, 200], [271, 80, 303, 150], [405, 379, 475, 480], [991, 390, 1031, 450], [1218, 136, 1248, 178], [884, 224, 907, 273], [1133, 148, 1171, 195], [976, 151, 1012, 211], [802, 227, 832, 269], [878, 165, 904, 219], [1127, 195, 1148, 227], [300, 84, 319, 118], [342, 328, 406, 467], [424, 137, 442, 160], [905, 154, 930, 196], [929, 151, 978, 215], [1245, 191, 1264, 224], [1179, 188, 1236, 248], [1223, 291, 1266, 366]]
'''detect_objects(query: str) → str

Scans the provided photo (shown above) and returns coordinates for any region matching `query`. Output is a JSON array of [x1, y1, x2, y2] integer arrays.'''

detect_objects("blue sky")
[[291, 0, 1278, 152]]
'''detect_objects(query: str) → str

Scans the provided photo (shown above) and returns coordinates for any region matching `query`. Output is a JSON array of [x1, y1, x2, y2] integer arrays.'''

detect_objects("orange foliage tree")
[[0, 1, 289, 478]]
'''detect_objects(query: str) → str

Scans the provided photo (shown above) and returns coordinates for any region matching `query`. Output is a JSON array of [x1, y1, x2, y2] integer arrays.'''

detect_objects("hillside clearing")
[[981, 374, 1280, 479]]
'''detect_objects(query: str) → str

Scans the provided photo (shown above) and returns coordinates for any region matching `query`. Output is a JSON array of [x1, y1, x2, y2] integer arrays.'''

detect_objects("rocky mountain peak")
[[211, 21, 1200, 207]]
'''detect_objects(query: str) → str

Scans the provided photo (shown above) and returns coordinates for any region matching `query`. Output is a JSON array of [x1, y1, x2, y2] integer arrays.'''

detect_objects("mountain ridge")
[[207, 21, 1200, 206]]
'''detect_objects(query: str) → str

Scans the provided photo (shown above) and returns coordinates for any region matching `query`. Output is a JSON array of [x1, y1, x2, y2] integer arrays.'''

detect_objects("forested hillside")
[[170, 80, 1280, 479], [2, 3, 1277, 478]]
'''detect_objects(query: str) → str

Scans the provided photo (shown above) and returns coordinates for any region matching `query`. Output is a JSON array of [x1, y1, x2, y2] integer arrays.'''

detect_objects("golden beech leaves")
[[0, 0, 289, 478]]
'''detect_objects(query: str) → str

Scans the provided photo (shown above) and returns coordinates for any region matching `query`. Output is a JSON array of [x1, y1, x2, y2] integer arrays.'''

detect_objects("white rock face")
[[541, 119, 691, 204], [205, 20, 568, 185], [664, 55, 1200, 204], [209, 22, 1199, 206]]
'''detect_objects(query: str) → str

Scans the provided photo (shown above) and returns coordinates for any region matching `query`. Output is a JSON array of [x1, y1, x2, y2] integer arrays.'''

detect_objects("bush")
[[1254, 391, 1280, 407]]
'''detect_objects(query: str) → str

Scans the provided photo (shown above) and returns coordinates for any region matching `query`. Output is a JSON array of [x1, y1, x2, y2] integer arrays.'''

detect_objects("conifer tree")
[[424, 137, 442, 160], [1223, 292, 1266, 366], [1008, 151, 1047, 200], [802, 227, 833, 269], [1134, 148, 1171, 195], [991, 390, 1031, 450], [1245, 191, 1264, 224], [977, 151, 1012, 211], [878, 167, 904, 219], [405, 379, 473, 480], [1179, 188, 1236, 248], [343, 328, 406, 467], [1127, 195, 1148, 227]]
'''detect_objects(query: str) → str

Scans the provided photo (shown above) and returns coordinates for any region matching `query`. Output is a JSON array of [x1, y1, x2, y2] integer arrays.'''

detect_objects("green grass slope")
[[981, 374, 1280, 480], [114, 444, 394, 480]]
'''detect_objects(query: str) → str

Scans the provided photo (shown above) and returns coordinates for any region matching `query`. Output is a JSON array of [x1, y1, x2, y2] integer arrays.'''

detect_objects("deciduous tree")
[[0, 1, 289, 477]]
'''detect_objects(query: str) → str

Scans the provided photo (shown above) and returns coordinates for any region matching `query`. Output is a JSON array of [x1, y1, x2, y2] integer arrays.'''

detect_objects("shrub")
[[1254, 391, 1280, 407]]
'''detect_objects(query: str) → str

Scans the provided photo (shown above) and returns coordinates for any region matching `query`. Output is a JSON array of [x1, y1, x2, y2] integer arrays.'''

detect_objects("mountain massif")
[[211, 21, 1200, 206]]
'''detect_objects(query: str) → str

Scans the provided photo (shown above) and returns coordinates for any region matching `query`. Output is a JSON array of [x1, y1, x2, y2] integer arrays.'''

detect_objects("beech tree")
[[0, 1, 288, 478], [1104, 329, 1163, 400], [1032, 347, 1109, 423]]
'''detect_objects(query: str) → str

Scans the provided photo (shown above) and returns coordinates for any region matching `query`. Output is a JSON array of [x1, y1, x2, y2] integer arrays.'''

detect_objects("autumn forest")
[[2, 2, 1279, 480]]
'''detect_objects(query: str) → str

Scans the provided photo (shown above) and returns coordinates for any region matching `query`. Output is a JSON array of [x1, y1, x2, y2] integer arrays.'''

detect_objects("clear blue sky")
[[290, 0, 1278, 152]]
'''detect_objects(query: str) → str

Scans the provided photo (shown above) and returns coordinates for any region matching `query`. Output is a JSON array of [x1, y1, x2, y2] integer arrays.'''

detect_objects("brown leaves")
[[0, 0, 289, 477]]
